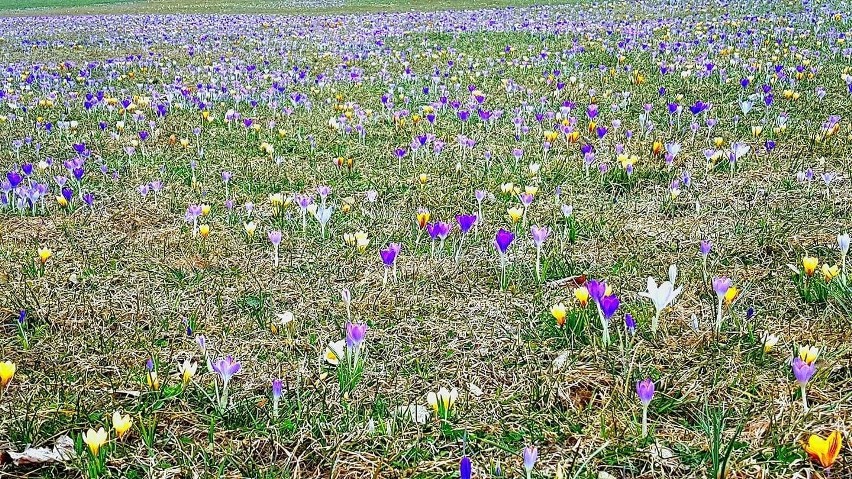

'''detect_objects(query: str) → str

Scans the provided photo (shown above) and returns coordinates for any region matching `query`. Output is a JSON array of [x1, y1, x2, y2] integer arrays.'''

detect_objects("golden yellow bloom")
[[56, 195, 68, 207], [724, 286, 739, 305], [799, 345, 819, 364], [550, 303, 567, 327], [652, 139, 663, 156], [544, 130, 558, 143], [507, 207, 523, 223], [751, 125, 763, 137], [269, 193, 284, 207], [112, 411, 132, 439], [0, 360, 16, 387], [198, 224, 210, 238], [37, 247, 52, 264], [802, 256, 818, 277], [574, 287, 590, 307], [200, 204, 211, 216], [713, 136, 724, 148], [802, 430, 842, 469], [83, 427, 108, 456], [821, 264, 839, 282], [418, 173, 429, 185]]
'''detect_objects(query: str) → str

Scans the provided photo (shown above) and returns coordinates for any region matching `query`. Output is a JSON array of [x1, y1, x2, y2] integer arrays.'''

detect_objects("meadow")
[[0, 0, 851, 478]]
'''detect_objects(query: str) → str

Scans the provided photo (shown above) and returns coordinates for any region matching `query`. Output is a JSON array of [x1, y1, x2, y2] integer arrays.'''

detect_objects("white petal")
[[668, 264, 678, 284]]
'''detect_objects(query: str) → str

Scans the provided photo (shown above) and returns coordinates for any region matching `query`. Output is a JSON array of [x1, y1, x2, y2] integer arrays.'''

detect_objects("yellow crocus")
[[146, 371, 160, 391], [112, 411, 132, 439], [574, 287, 590, 307], [426, 387, 458, 418], [200, 204, 211, 216], [550, 303, 567, 327], [724, 286, 739, 305], [418, 173, 429, 185], [198, 224, 210, 238], [802, 430, 842, 469], [799, 345, 819, 364], [37, 247, 52, 264], [416, 209, 430, 229], [507, 207, 523, 223], [82, 427, 108, 456], [524, 185, 539, 196], [802, 256, 818, 277], [0, 360, 16, 387], [821, 264, 839, 282], [500, 182, 515, 194]]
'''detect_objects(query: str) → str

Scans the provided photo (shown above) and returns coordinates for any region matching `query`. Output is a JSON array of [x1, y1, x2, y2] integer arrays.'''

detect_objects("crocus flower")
[[460, 456, 472, 479], [799, 345, 819, 364], [0, 360, 15, 388], [761, 332, 779, 353], [625, 313, 636, 335], [530, 225, 549, 280], [37, 247, 52, 264], [82, 428, 108, 457], [802, 256, 818, 277], [454, 214, 477, 261], [599, 295, 620, 320], [272, 378, 284, 418], [550, 303, 567, 327], [700, 240, 712, 281], [638, 265, 682, 334], [522, 446, 537, 479], [178, 359, 197, 386], [586, 280, 606, 304], [712, 277, 732, 331], [574, 287, 590, 307], [112, 411, 132, 439], [494, 229, 514, 288], [269, 230, 282, 267], [213, 356, 241, 384], [792, 357, 816, 412], [345, 322, 368, 350], [803, 430, 842, 470], [324, 340, 346, 366], [427, 387, 458, 419], [380, 243, 401, 285], [636, 378, 655, 437]]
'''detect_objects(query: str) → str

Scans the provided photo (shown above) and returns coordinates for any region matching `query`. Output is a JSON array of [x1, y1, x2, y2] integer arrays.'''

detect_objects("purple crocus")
[[380, 245, 398, 267], [700, 240, 712, 256], [460, 456, 472, 479], [625, 313, 636, 335], [599, 295, 620, 320], [636, 378, 655, 406], [271, 378, 284, 417], [586, 279, 607, 304], [212, 356, 241, 383], [494, 229, 514, 254], [712, 277, 731, 297], [268, 231, 282, 246], [456, 214, 477, 234], [792, 357, 816, 386], [345, 322, 368, 350]]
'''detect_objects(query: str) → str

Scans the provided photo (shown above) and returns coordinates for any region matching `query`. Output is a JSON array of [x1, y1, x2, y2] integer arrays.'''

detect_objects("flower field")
[[0, 0, 851, 477]]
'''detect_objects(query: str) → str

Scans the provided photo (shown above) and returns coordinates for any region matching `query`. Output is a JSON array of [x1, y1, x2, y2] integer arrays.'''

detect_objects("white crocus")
[[638, 265, 683, 335], [323, 339, 346, 366]]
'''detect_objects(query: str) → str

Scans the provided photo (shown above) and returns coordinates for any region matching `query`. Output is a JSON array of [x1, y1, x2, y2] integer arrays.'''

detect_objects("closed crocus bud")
[[838, 233, 850, 256]]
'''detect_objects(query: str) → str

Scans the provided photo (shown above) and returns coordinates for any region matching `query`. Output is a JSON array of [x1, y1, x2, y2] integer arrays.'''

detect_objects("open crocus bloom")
[[639, 266, 682, 314], [803, 430, 842, 469], [324, 339, 346, 366], [427, 387, 458, 416]]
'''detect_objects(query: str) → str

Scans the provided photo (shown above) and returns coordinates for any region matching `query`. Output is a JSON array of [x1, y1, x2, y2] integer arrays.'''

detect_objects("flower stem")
[[801, 384, 808, 413], [642, 405, 648, 438]]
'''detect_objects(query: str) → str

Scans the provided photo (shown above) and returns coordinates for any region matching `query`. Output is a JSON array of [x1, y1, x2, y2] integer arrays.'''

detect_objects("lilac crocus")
[[494, 229, 514, 254], [792, 357, 816, 412], [530, 225, 549, 281], [586, 280, 607, 304], [454, 215, 477, 262], [522, 446, 537, 478], [380, 243, 401, 285], [212, 355, 241, 409], [637, 378, 655, 437], [345, 322, 368, 350], [269, 230, 282, 268], [272, 378, 284, 418], [712, 276, 732, 331]]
